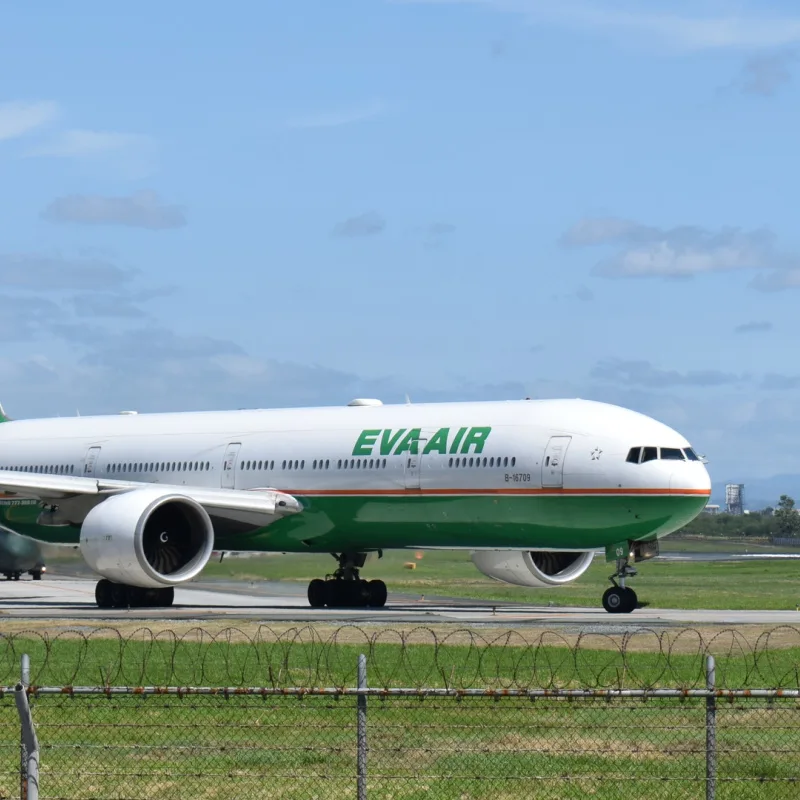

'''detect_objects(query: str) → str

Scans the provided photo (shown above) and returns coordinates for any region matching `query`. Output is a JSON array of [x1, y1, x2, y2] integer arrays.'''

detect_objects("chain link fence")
[[0, 625, 799, 798]]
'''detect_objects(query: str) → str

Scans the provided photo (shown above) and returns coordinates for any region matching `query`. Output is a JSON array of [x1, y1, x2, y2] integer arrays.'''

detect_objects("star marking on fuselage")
[[590, 447, 602, 460]]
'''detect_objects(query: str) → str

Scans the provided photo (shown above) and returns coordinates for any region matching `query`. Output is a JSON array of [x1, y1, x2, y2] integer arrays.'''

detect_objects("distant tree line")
[[680, 495, 800, 539]]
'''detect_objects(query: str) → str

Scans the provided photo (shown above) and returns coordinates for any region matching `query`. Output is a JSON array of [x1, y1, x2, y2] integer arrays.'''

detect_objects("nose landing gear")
[[307, 551, 388, 609], [602, 558, 639, 614]]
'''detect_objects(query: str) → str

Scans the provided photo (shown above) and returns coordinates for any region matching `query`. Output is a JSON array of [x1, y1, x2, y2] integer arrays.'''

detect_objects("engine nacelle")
[[471, 549, 595, 588], [79, 488, 215, 588]]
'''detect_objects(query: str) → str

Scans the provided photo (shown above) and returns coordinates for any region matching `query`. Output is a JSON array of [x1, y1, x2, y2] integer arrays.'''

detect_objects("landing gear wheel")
[[158, 587, 175, 607], [602, 586, 637, 613], [31, 570, 42, 581], [306, 552, 388, 609], [308, 579, 326, 608], [622, 587, 638, 613], [93, 580, 174, 609], [324, 580, 341, 607], [368, 579, 387, 608], [95, 579, 113, 609], [109, 582, 128, 608]]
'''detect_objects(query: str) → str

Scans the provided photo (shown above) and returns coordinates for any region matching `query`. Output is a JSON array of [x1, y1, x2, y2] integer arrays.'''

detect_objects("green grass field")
[[0, 694, 793, 800], [1, 629, 798, 800], [1, 632, 799, 799]]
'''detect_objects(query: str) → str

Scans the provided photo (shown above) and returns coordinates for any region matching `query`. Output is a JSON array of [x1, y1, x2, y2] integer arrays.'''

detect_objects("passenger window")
[[338, 460, 342, 469], [626, 447, 641, 464], [325, 460, 329, 469], [503, 457, 509, 467], [661, 447, 684, 461], [641, 447, 657, 463], [511, 457, 516, 467], [313, 460, 317, 469]]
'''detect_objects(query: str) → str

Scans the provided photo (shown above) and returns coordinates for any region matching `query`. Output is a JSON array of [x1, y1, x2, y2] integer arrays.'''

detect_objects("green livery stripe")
[[0, 492, 709, 554]]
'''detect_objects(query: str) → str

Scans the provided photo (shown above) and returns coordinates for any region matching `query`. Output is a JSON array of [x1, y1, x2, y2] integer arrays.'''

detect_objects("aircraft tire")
[[158, 587, 175, 607], [622, 587, 638, 612], [368, 579, 388, 608], [602, 586, 637, 613], [109, 582, 128, 608], [308, 579, 326, 608], [95, 579, 113, 609]]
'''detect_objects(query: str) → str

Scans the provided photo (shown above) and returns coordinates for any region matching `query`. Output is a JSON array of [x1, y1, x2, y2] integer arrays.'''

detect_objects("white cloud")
[[286, 101, 386, 129], [395, 0, 800, 52], [42, 191, 186, 230], [563, 216, 800, 282], [0, 101, 58, 142], [26, 129, 157, 178], [28, 129, 153, 158]]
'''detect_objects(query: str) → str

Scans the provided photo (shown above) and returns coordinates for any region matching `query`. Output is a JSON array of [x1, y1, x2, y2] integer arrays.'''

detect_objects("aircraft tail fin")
[[0, 403, 12, 423]]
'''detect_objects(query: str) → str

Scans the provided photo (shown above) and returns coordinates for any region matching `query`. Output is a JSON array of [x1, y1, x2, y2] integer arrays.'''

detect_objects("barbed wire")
[[0, 624, 799, 690]]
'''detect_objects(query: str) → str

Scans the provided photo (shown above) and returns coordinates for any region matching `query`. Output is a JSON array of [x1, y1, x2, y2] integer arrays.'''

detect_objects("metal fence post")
[[19, 654, 28, 799], [15, 654, 38, 800], [357, 653, 367, 800], [706, 655, 716, 800]]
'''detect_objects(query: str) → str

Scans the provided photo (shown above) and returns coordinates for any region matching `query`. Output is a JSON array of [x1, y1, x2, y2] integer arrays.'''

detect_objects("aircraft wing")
[[0, 470, 302, 525]]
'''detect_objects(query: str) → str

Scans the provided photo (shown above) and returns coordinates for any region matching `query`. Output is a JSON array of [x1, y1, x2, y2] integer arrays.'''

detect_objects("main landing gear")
[[307, 552, 388, 609], [602, 557, 638, 614], [95, 579, 175, 609]]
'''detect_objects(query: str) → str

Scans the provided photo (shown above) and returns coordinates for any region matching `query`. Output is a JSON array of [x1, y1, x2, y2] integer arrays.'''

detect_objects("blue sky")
[[2, 0, 800, 480]]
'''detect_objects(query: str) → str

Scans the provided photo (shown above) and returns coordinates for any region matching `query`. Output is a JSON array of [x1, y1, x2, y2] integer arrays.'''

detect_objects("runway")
[[1, 576, 798, 627]]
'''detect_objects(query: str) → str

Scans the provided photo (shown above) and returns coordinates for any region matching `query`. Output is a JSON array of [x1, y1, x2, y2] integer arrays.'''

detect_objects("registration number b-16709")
[[504, 473, 531, 483]]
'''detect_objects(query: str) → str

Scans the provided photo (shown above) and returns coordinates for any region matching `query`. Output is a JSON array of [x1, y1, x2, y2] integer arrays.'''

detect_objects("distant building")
[[703, 504, 721, 515], [725, 484, 745, 515]]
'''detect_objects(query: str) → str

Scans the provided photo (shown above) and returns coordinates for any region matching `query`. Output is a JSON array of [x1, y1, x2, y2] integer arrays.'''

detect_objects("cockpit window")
[[628, 445, 698, 463], [660, 447, 685, 460], [641, 446, 658, 463]]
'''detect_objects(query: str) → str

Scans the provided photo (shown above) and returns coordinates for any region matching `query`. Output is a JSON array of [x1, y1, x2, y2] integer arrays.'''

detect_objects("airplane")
[[0, 397, 710, 613], [0, 527, 45, 581]]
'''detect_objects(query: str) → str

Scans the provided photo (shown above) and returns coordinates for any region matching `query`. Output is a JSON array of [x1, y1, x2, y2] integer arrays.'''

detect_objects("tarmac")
[[1, 575, 798, 627]]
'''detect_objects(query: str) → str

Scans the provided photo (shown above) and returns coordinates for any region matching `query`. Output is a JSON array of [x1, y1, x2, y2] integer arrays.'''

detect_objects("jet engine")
[[79, 488, 215, 588], [471, 550, 595, 588]]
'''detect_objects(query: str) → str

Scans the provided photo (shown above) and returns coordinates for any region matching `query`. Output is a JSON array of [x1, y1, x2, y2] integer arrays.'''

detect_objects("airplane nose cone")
[[671, 463, 712, 497]]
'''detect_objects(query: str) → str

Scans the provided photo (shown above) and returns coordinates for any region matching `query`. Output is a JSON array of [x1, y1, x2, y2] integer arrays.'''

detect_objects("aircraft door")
[[542, 436, 571, 488], [83, 446, 102, 476], [221, 442, 241, 489], [403, 432, 431, 490]]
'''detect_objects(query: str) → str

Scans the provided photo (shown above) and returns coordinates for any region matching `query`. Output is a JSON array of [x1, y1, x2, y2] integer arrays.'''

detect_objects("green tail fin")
[[0, 404, 12, 423]]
